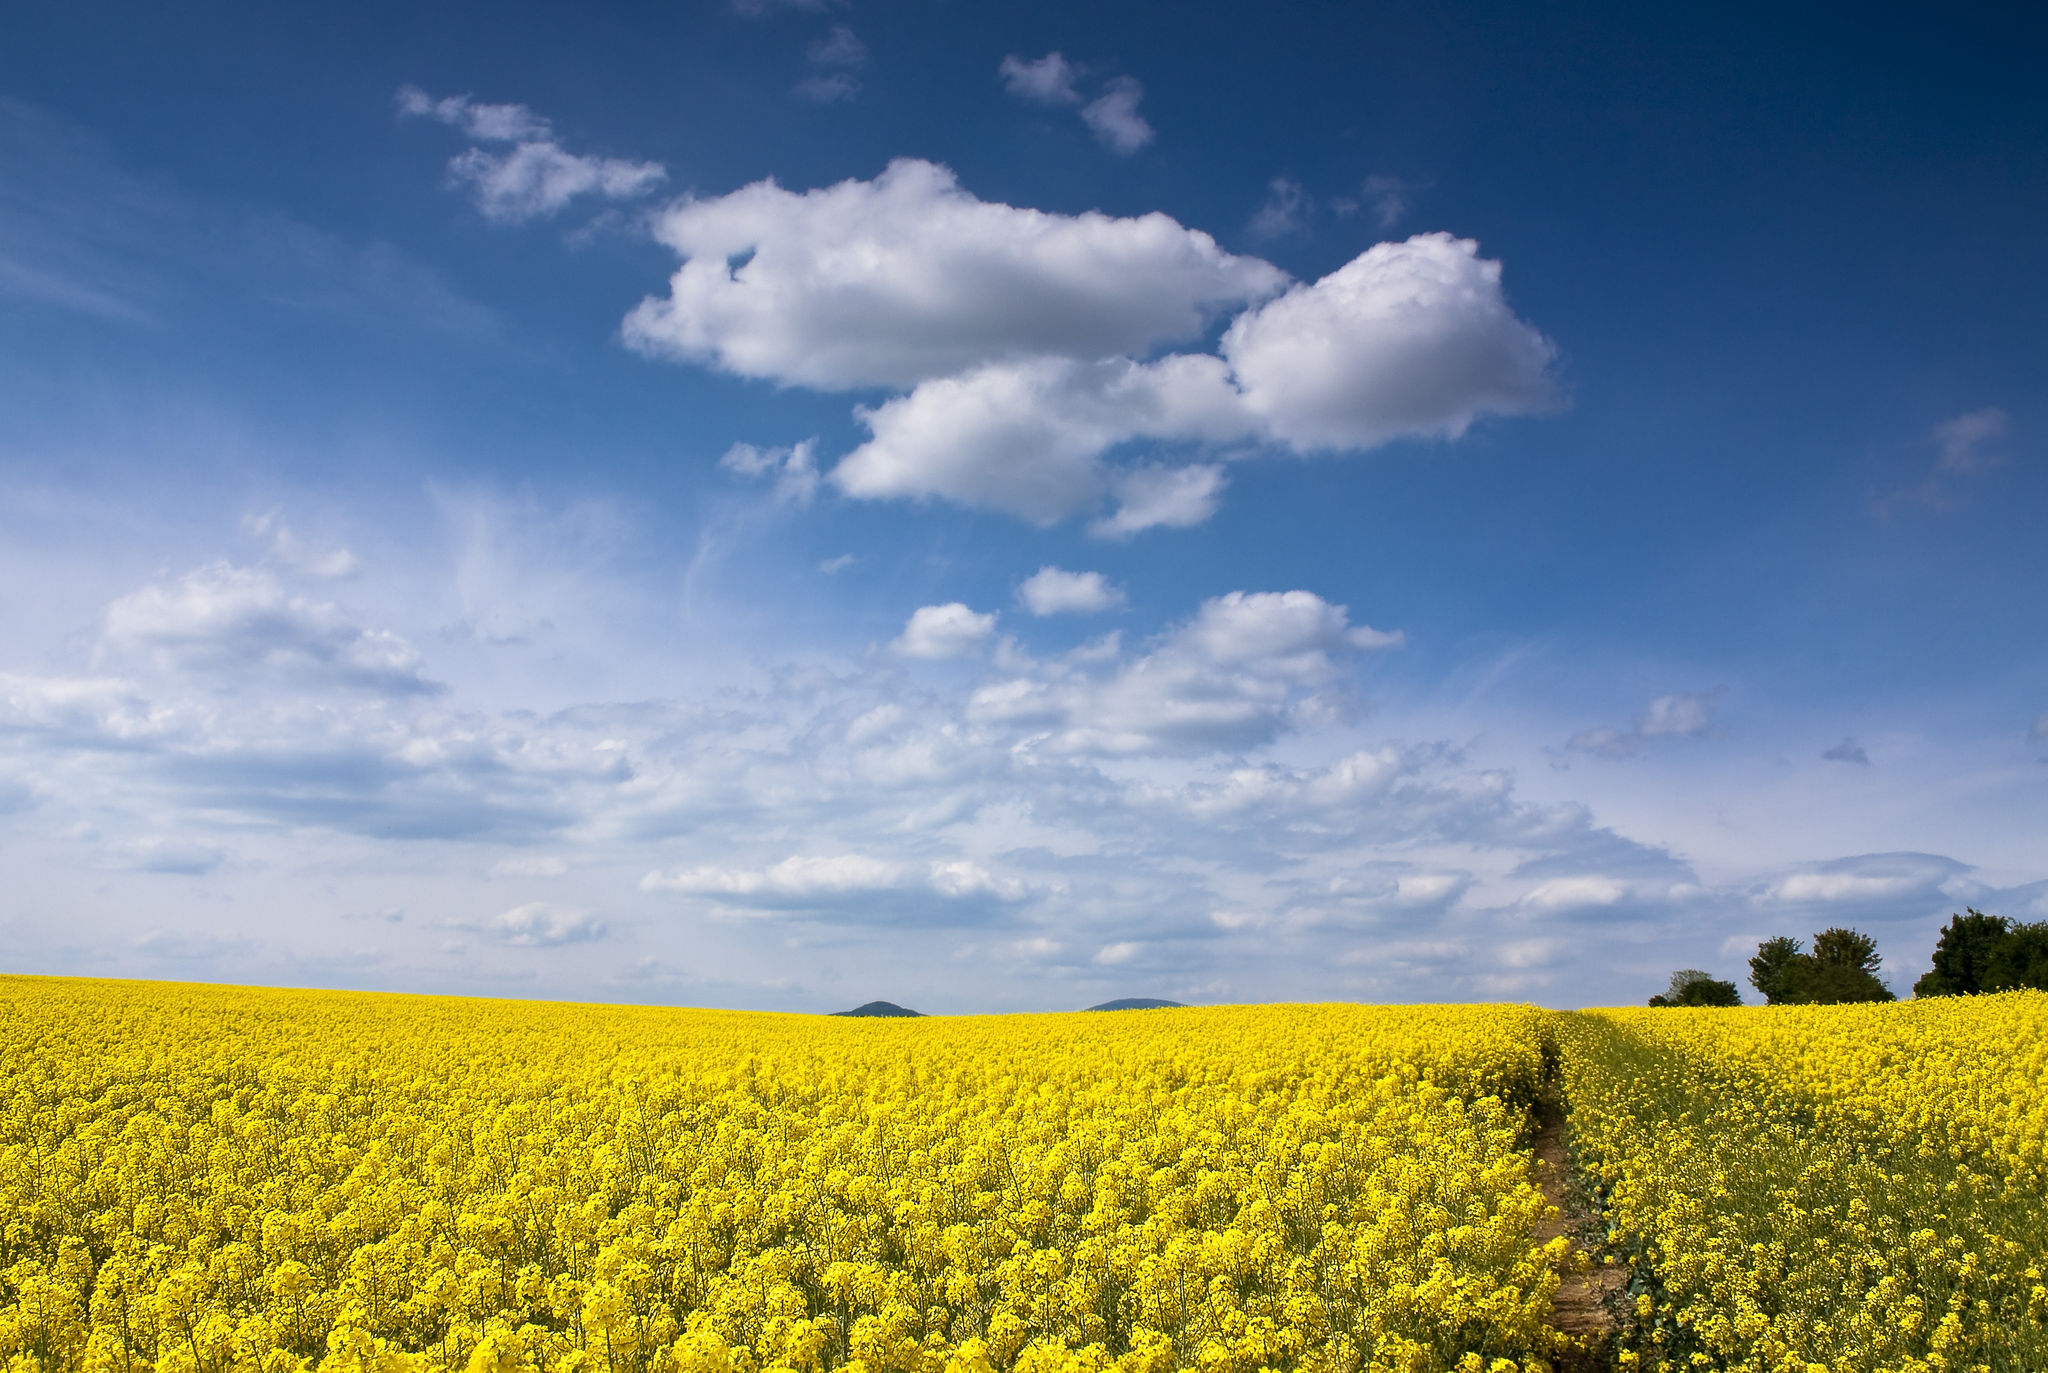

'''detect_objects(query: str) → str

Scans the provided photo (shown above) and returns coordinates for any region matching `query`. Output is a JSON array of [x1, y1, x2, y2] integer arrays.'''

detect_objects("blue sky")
[[2, 0, 2043, 1010]]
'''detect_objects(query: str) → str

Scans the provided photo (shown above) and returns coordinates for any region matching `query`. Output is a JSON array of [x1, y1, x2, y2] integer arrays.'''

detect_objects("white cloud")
[[1093, 464, 1228, 537], [1095, 940, 1141, 965], [1221, 233, 1556, 449], [720, 439, 820, 504], [1521, 875, 1628, 911], [1248, 177, 1310, 239], [1933, 407, 2009, 474], [1879, 407, 2012, 515], [487, 902, 607, 946], [1017, 567, 1124, 616], [1763, 854, 1966, 912], [808, 24, 867, 67], [398, 87, 665, 224], [1334, 175, 1417, 230], [245, 511, 359, 580], [893, 603, 997, 659], [999, 53, 1082, 105], [642, 854, 1025, 909], [813, 233, 1551, 528], [834, 355, 1253, 522], [1567, 688, 1720, 759], [968, 589, 1398, 755], [101, 562, 436, 695], [793, 74, 861, 104], [623, 159, 1284, 390], [1081, 77, 1154, 155]]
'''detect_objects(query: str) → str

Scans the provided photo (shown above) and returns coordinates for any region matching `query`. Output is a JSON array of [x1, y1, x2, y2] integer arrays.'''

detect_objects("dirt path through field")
[[1533, 1098, 1625, 1369]]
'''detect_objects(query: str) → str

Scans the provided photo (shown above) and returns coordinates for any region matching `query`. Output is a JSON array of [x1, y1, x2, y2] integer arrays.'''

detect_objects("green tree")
[[1914, 909, 2011, 996], [1803, 926, 1894, 1003], [1749, 928, 1894, 1005], [1748, 936, 1808, 1005], [1648, 969, 1742, 1007], [1982, 921, 2048, 992]]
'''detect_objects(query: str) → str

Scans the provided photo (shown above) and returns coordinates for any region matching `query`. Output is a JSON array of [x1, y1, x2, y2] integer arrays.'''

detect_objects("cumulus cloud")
[[999, 53, 1082, 105], [969, 590, 1399, 754], [1248, 177, 1311, 240], [624, 159, 1284, 390], [820, 234, 1549, 527], [245, 511, 359, 580], [834, 355, 1253, 522], [1567, 689, 1721, 759], [794, 24, 866, 103], [1879, 406, 2011, 514], [893, 603, 997, 659], [1081, 78, 1154, 154], [642, 854, 1026, 914], [1220, 233, 1556, 449], [1017, 567, 1124, 616], [608, 151, 1554, 529], [1093, 464, 1229, 537], [486, 902, 607, 946], [101, 563, 437, 695], [1762, 853, 1969, 918], [397, 86, 665, 223], [720, 439, 820, 503]]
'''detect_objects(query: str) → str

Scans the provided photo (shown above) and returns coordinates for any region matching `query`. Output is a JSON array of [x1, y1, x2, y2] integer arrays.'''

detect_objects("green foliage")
[[1748, 936, 1808, 1005], [1648, 969, 1742, 1007], [1748, 927, 1894, 1004], [1917, 909, 2048, 996]]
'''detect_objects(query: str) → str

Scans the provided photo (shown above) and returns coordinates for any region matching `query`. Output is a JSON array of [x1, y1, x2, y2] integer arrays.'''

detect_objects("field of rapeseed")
[[1555, 993, 2048, 1372], [0, 979, 1562, 1373]]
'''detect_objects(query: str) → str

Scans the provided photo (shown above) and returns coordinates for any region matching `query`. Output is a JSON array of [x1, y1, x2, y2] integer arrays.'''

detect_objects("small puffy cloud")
[[642, 854, 1025, 912], [819, 554, 858, 575], [1221, 233, 1556, 450], [1095, 940, 1142, 965], [1248, 177, 1310, 240], [1093, 464, 1228, 537], [624, 159, 1284, 391], [1880, 406, 2011, 514], [1567, 689, 1721, 759], [1017, 567, 1124, 616], [396, 88, 550, 142], [1333, 175, 1417, 230], [1762, 852, 1969, 919], [1640, 690, 1719, 738], [1180, 590, 1403, 666], [1822, 737, 1871, 765], [893, 603, 997, 659], [794, 25, 867, 103], [1081, 78, 1154, 155], [999, 53, 1081, 105], [1933, 407, 2009, 474], [837, 356, 1251, 523], [398, 87, 665, 224], [245, 511, 359, 580], [488, 902, 607, 946], [101, 562, 437, 695], [1520, 874, 1628, 911], [969, 590, 1397, 755], [720, 439, 820, 503]]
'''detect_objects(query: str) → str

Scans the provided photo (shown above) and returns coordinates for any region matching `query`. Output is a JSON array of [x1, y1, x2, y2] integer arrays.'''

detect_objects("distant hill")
[[1085, 997, 1186, 1011], [832, 1000, 925, 1017]]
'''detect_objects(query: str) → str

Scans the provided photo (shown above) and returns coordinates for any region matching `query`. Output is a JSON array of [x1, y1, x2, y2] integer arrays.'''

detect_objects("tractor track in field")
[[1533, 1095, 1626, 1370]]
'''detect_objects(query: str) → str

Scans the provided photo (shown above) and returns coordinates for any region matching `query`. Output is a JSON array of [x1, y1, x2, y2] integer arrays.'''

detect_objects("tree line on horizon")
[[1648, 907, 2048, 1007]]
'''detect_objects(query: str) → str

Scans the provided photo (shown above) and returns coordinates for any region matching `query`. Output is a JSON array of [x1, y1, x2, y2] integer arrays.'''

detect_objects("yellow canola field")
[[1556, 993, 2048, 1373], [0, 979, 1563, 1373]]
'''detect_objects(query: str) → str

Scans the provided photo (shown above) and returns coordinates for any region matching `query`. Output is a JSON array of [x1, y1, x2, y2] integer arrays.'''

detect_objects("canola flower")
[[0, 978, 1565, 1373], [1556, 993, 2048, 1372]]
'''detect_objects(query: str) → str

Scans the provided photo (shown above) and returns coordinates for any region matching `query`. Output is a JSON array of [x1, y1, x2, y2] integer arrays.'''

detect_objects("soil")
[[1532, 1098, 1627, 1370]]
